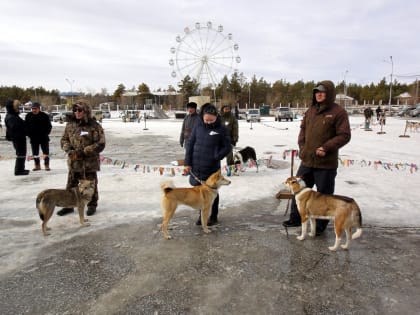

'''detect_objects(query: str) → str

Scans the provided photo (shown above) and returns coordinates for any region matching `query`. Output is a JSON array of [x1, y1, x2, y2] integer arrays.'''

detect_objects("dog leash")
[[189, 170, 217, 190]]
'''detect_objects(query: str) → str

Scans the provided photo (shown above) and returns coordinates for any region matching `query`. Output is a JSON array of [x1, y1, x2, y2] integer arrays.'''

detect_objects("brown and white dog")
[[285, 176, 362, 251], [160, 170, 231, 240]]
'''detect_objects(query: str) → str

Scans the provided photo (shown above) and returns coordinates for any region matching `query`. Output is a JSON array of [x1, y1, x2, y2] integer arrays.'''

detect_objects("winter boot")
[[33, 164, 41, 171], [44, 164, 51, 171], [86, 207, 96, 216]]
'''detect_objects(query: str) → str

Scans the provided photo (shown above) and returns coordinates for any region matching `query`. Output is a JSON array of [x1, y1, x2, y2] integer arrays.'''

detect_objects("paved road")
[[1, 196, 419, 315]]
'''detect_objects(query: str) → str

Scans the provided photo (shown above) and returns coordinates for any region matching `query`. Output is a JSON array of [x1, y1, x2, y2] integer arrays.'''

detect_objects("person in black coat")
[[5, 99, 30, 175], [25, 102, 52, 171], [184, 103, 231, 225]]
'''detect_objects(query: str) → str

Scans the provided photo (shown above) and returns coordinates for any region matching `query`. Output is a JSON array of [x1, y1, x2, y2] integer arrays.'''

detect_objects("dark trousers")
[[289, 165, 337, 231], [66, 171, 98, 208], [30, 139, 50, 166], [12, 138, 27, 174]]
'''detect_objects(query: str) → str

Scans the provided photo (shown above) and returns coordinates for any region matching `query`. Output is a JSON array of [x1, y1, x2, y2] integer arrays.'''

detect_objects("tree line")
[[1, 74, 418, 112]]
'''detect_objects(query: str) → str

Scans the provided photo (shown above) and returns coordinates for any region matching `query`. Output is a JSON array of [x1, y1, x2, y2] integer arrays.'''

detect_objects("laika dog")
[[36, 179, 95, 236], [285, 176, 362, 251], [160, 170, 231, 240], [233, 146, 258, 172]]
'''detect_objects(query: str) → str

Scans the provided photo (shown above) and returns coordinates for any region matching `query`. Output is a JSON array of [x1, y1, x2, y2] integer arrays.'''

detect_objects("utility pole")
[[388, 56, 393, 112]]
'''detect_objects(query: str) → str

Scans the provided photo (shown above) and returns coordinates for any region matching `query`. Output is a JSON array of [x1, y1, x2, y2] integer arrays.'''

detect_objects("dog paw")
[[84, 218, 89, 222], [164, 235, 172, 240], [203, 228, 212, 234], [82, 222, 91, 227], [328, 246, 338, 251], [309, 232, 316, 237], [296, 236, 305, 241], [340, 244, 349, 250]]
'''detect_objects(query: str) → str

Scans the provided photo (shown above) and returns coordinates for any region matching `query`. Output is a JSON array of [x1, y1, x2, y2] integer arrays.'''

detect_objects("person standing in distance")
[[5, 99, 30, 175], [179, 102, 200, 149], [220, 104, 239, 166], [184, 103, 231, 226], [283, 80, 351, 235], [57, 101, 106, 216], [25, 102, 52, 171]]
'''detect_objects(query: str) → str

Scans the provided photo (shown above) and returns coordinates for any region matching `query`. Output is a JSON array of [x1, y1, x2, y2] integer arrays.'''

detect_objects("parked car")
[[274, 107, 293, 121], [102, 111, 111, 119], [92, 110, 103, 122], [409, 104, 420, 117], [397, 106, 415, 117], [52, 112, 72, 123], [48, 111, 61, 121], [246, 109, 261, 122]]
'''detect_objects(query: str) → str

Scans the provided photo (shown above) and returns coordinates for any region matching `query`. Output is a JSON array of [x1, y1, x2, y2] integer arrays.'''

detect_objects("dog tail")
[[351, 203, 363, 240], [36, 193, 45, 221], [160, 180, 175, 194]]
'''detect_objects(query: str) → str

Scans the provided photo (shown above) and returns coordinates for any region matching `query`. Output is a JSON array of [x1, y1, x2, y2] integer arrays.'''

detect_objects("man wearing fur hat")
[[57, 101, 106, 216], [179, 102, 200, 149], [220, 105, 238, 166], [25, 102, 52, 171]]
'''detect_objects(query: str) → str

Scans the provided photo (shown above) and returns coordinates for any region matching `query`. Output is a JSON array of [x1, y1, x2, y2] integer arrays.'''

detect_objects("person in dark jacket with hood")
[[57, 101, 106, 216], [184, 103, 231, 226], [5, 99, 30, 175], [282, 80, 351, 235], [179, 102, 200, 148], [25, 102, 52, 171], [220, 104, 239, 166]]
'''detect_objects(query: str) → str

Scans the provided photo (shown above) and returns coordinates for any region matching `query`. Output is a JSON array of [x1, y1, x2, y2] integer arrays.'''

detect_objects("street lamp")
[[343, 70, 349, 96], [343, 70, 349, 109], [65, 78, 75, 105], [388, 56, 394, 112]]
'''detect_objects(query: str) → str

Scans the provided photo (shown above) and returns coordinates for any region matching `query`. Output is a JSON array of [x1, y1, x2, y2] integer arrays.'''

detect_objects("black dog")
[[233, 146, 258, 172]]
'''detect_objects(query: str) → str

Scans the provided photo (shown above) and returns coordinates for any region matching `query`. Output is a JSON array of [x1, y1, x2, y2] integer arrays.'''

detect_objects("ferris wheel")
[[169, 21, 241, 88]]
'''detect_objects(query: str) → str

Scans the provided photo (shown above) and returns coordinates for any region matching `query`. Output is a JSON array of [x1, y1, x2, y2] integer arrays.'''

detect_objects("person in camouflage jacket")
[[57, 101, 106, 216], [220, 105, 238, 165]]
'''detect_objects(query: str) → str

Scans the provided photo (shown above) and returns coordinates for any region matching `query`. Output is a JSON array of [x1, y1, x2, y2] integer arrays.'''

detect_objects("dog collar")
[[189, 170, 218, 191]]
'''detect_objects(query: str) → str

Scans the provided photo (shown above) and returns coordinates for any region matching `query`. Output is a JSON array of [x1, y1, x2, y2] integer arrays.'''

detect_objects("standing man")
[[5, 99, 30, 175], [184, 103, 231, 226], [57, 101, 106, 216], [282, 80, 351, 235], [179, 102, 200, 149], [220, 105, 239, 166], [25, 102, 52, 171]]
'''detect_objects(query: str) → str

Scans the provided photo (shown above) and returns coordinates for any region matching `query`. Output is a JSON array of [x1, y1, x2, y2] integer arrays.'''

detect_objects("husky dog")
[[36, 179, 95, 236], [160, 170, 231, 240], [233, 146, 258, 172], [285, 176, 362, 251]]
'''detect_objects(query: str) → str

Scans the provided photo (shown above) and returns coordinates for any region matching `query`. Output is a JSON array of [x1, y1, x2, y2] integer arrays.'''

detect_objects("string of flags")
[[0, 150, 417, 174], [282, 149, 417, 173]]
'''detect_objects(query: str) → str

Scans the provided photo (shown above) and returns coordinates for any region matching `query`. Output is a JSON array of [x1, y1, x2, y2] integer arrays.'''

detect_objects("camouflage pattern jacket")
[[61, 106, 105, 173]]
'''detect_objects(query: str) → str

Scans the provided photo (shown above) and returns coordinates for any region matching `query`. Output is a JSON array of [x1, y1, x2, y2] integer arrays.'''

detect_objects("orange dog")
[[285, 176, 362, 251], [160, 170, 231, 240]]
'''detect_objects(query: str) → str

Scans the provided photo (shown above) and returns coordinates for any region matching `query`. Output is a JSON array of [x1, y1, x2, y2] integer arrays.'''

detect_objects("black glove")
[[180, 142, 183, 148]]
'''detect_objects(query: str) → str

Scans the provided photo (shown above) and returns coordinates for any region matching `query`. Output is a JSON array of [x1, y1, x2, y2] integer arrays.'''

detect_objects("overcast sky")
[[1, 0, 419, 94]]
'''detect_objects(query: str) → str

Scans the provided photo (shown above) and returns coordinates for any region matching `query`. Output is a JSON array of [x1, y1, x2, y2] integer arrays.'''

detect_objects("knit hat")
[[31, 102, 41, 108]]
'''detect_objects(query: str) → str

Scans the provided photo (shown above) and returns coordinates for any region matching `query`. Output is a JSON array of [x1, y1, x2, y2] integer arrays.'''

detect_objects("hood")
[[312, 80, 336, 106], [5, 99, 19, 115], [68, 101, 93, 123]]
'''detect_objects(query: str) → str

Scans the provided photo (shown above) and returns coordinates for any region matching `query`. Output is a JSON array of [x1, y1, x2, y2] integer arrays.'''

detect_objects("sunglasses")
[[73, 108, 84, 113]]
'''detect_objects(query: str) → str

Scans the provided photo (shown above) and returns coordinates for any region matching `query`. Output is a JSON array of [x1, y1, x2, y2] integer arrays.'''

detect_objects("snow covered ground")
[[0, 114, 419, 275]]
